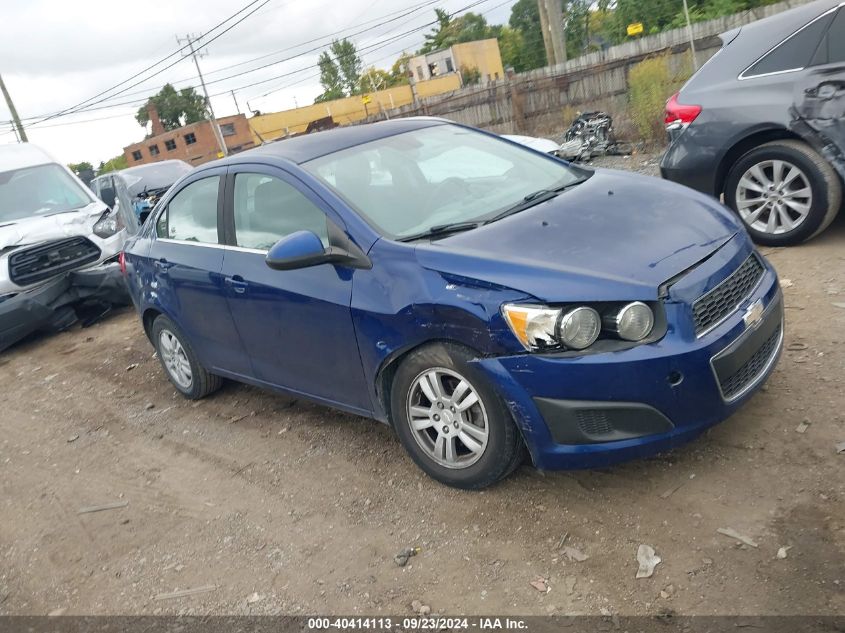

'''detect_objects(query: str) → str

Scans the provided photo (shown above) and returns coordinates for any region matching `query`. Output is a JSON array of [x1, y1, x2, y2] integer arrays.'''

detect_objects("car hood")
[[414, 169, 741, 302], [0, 202, 106, 252]]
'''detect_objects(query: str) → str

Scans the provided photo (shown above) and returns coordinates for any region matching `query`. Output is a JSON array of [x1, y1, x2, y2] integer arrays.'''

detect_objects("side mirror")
[[265, 230, 360, 271], [100, 186, 116, 208]]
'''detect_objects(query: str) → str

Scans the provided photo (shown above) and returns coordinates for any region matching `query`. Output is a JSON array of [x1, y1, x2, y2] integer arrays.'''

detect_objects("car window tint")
[[745, 11, 833, 76], [157, 176, 219, 243], [812, 8, 845, 65], [233, 173, 329, 250]]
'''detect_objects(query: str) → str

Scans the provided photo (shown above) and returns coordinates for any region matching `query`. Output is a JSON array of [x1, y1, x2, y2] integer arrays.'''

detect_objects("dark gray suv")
[[661, 0, 845, 245]]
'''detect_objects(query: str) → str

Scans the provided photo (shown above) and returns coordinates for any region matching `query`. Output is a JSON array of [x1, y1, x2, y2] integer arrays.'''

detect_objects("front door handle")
[[225, 275, 248, 294]]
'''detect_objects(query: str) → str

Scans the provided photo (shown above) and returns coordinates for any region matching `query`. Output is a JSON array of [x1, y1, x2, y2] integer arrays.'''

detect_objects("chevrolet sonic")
[[121, 118, 783, 489]]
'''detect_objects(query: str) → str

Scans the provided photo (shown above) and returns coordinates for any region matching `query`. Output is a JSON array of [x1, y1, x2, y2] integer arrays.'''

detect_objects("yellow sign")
[[361, 94, 372, 105], [216, 151, 225, 159], [627, 22, 644, 36]]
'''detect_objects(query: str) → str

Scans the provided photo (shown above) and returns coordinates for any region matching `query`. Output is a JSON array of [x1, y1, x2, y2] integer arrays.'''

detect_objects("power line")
[[16, 0, 444, 122], [29, 0, 271, 127], [17, 0, 503, 132]]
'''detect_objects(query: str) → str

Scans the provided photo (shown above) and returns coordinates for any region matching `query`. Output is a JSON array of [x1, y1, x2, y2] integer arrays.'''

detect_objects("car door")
[[220, 165, 371, 413], [149, 168, 251, 376], [793, 7, 845, 157]]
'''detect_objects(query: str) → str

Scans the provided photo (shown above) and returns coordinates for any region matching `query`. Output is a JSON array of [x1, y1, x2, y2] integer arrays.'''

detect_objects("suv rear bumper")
[[660, 130, 721, 196]]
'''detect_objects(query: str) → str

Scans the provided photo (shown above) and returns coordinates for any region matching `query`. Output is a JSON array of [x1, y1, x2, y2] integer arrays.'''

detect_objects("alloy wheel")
[[158, 329, 193, 389], [406, 368, 489, 469], [735, 159, 812, 235]]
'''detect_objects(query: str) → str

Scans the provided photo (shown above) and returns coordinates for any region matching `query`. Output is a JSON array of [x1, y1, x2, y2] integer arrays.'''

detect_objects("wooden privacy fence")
[[363, 0, 814, 137]]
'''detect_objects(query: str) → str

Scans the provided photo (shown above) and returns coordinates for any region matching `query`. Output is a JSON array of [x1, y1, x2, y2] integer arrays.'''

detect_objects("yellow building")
[[408, 38, 505, 85], [247, 75, 461, 144]]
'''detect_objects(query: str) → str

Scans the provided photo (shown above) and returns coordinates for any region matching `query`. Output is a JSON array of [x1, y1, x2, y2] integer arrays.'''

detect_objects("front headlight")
[[558, 306, 601, 349], [501, 304, 561, 349], [605, 301, 655, 341], [93, 210, 124, 238], [503, 301, 659, 352]]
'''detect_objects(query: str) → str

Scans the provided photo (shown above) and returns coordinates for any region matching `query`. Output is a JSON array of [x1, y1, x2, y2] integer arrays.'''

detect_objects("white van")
[[0, 143, 134, 350]]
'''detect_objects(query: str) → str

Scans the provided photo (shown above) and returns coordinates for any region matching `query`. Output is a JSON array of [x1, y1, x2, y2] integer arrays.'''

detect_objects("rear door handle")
[[225, 275, 248, 294]]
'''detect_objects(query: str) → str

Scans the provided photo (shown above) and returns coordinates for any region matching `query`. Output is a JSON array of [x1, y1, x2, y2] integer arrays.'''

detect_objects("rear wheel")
[[390, 343, 524, 489], [151, 315, 222, 399], [725, 140, 841, 245]]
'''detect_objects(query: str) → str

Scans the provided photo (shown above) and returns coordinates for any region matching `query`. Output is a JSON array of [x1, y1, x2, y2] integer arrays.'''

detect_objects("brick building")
[[123, 104, 255, 167]]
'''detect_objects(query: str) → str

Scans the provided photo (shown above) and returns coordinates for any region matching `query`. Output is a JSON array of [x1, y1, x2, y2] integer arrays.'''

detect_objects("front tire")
[[151, 315, 222, 400], [390, 343, 524, 489], [725, 140, 841, 246]]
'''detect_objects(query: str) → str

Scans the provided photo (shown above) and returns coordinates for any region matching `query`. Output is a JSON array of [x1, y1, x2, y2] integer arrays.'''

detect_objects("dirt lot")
[[0, 154, 843, 617]]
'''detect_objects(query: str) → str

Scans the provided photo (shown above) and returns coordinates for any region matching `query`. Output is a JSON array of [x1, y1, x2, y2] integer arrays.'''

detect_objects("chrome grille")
[[693, 254, 764, 335]]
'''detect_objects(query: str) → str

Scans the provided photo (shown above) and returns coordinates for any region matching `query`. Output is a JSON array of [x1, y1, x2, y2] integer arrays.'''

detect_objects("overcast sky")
[[0, 0, 517, 166]]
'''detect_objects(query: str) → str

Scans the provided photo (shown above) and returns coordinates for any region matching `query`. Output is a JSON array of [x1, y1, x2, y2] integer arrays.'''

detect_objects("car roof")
[[121, 159, 193, 176], [0, 142, 57, 172], [218, 117, 449, 166], [686, 0, 842, 87]]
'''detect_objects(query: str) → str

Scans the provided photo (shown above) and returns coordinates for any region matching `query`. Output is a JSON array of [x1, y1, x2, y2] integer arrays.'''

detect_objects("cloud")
[[0, 0, 516, 164]]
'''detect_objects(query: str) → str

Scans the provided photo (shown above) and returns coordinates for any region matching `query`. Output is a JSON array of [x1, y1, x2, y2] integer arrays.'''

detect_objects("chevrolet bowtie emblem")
[[743, 299, 764, 329]]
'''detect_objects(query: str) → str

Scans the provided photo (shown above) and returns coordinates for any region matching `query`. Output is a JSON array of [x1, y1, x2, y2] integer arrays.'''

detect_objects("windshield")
[[121, 161, 194, 197], [303, 125, 585, 239], [0, 163, 92, 223]]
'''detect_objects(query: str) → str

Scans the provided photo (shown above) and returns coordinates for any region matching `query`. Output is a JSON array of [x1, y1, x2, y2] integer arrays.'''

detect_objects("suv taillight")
[[665, 92, 702, 129], [118, 251, 126, 275]]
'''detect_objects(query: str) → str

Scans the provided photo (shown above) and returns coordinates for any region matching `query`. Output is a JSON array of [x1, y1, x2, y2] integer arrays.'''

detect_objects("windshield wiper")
[[484, 178, 589, 225], [397, 221, 481, 242]]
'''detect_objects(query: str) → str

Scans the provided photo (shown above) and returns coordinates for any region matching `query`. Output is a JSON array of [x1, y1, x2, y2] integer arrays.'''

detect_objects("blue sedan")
[[121, 118, 783, 489]]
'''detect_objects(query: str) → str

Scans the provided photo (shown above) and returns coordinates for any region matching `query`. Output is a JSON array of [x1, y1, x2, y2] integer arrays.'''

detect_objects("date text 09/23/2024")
[[307, 617, 528, 630]]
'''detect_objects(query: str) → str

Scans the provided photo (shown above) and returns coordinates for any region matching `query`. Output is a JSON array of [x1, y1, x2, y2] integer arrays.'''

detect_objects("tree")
[[68, 161, 93, 175], [332, 39, 363, 96], [508, 0, 548, 70], [135, 84, 207, 132], [98, 154, 128, 175], [315, 51, 345, 103], [420, 9, 494, 54], [460, 66, 482, 85], [314, 39, 363, 102]]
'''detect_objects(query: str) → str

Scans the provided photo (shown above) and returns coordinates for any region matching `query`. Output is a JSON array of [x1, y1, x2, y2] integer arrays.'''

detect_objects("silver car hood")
[[0, 202, 106, 251]]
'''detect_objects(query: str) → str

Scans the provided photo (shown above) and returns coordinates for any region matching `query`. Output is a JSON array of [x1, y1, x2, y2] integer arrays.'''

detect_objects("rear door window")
[[744, 11, 833, 77], [811, 8, 845, 65], [155, 176, 220, 244]]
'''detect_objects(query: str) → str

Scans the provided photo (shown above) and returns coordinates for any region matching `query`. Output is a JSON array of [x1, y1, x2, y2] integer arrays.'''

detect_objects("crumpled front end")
[[0, 262, 130, 352]]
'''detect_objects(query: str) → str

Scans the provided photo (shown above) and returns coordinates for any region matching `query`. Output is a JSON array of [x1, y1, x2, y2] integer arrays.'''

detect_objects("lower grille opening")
[[718, 325, 782, 400], [576, 410, 614, 436]]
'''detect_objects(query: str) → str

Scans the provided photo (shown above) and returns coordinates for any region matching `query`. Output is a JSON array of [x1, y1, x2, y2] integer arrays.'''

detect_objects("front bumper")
[[0, 262, 129, 352], [472, 246, 783, 470]]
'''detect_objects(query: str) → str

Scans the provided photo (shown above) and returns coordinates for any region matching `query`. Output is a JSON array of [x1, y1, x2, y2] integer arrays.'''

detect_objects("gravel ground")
[[0, 153, 843, 617]]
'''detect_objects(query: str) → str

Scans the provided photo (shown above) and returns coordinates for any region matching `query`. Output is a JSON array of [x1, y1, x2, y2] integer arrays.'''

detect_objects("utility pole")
[[682, 0, 700, 71], [231, 90, 241, 114], [178, 34, 227, 157], [537, 0, 555, 66], [544, 0, 567, 67], [0, 74, 27, 142]]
